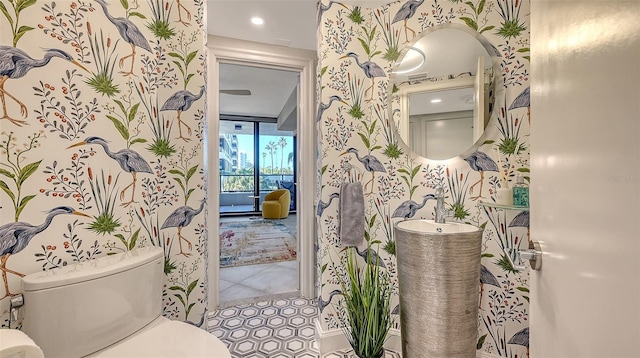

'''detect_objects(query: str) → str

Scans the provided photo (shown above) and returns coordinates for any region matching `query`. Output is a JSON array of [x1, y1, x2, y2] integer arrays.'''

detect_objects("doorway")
[[218, 111, 299, 305], [207, 35, 316, 309]]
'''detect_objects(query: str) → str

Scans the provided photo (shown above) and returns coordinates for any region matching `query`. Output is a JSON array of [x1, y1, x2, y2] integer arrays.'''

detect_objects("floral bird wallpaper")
[[0, 0, 208, 326], [317, 0, 530, 357]]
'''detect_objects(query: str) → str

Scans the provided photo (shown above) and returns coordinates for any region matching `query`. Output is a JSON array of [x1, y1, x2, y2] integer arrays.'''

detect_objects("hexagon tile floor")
[[207, 297, 402, 358]]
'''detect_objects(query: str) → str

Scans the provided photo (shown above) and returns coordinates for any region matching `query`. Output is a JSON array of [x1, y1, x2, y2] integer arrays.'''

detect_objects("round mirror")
[[390, 26, 496, 160]]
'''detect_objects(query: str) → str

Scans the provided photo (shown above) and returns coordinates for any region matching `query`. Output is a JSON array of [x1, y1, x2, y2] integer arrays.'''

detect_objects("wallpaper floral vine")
[[0, 0, 208, 327], [317, 0, 530, 356]]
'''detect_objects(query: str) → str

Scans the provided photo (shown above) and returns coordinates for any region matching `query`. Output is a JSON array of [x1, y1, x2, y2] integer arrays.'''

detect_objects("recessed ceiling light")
[[431, 99, 442, 103], [251, 17, 264, 25]]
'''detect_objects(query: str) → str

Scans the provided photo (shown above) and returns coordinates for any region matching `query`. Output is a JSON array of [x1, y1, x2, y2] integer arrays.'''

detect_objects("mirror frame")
[[389, 24, 498, 161]]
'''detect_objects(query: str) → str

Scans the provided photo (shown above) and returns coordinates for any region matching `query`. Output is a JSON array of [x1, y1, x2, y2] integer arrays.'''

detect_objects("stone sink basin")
[[395, 219, 481, 234]]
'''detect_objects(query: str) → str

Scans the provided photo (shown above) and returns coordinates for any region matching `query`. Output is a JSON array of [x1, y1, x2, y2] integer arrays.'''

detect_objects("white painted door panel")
[[531, 1, 640, 357]]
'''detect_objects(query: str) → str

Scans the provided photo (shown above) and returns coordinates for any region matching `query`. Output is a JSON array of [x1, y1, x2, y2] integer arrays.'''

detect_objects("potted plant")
[[336, 245, 394, 358]]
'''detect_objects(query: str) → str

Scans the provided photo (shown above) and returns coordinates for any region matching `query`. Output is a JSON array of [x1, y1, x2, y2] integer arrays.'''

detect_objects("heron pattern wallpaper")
[[0, 0, 208, 326], [317, 1, 530, 357]]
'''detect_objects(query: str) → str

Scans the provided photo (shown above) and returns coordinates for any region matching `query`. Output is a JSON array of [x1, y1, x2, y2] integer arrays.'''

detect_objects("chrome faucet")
[[434, 186, 453, 223]]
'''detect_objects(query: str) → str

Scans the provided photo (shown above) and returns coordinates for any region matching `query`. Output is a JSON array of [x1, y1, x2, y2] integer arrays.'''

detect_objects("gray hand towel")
[[339, 182, 364, 247]]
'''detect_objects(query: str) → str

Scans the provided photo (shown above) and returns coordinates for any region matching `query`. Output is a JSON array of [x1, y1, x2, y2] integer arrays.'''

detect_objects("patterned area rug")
[[219, 220, 297, 268]]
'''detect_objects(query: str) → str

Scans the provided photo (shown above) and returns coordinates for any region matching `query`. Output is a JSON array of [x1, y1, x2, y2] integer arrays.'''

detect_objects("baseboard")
[[314, 321, 348, 355], [314, 322, 501, 358], [314, 321, 402, 356]]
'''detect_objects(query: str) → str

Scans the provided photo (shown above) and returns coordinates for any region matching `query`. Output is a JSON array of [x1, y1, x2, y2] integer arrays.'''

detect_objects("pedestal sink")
[[393, 219, 483, 358]]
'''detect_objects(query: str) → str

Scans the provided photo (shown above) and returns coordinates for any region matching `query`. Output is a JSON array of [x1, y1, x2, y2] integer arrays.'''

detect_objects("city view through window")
[[219, 120, 295, 213]]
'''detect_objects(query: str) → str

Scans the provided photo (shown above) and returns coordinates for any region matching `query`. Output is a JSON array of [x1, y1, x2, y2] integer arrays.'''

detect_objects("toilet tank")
[[21, 247, 164, 358]]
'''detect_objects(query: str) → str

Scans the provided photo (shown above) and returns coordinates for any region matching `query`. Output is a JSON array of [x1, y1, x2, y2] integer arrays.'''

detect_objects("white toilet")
[[16, 247, 230, 358]]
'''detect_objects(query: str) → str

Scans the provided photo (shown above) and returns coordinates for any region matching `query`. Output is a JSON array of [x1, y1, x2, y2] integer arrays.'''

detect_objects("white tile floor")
[[219, 215, 299, 307], [220, 260, 298, 306], [209, 297, 402, 358]]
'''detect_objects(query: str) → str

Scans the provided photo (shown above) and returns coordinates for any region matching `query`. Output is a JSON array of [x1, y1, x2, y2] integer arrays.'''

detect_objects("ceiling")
[[208, 0, 317, 121], [218, 63, 299, 119], [207, 0, 318, 51], [207, 1, 389, 121]]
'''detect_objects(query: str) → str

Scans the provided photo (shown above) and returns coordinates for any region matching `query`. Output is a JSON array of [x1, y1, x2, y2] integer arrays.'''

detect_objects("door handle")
[[503, 240, 542, 271]]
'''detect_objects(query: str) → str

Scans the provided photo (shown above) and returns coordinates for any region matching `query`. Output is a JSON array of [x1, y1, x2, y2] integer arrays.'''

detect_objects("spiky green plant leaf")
[[148, 138, 176, 158], [348, 104, 365, 119], [383, 143, 403, 159], [495, 254, 519, 274], [450, 202, 470, 220], [499, 137, 527, 155], [164, 257, 177, 274], [497, 19, 527, 39], [383, 46, 401, 62], [147, 20, 175, 40], [89, 212, 121, 235], [87, 73, 120, 97], [382, 240, 395, 256], [348, 7, 364, 23]]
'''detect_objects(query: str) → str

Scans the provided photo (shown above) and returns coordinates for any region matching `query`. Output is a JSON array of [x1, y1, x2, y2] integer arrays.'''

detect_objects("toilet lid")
[[86, 317, 231, 358]]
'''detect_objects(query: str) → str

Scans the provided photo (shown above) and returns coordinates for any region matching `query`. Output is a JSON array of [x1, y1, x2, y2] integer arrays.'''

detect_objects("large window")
[[219, 118, 295, 214]]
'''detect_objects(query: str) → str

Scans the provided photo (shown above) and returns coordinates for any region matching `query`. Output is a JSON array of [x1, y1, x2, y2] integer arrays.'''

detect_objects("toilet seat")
[[86, 317, 231, 358]]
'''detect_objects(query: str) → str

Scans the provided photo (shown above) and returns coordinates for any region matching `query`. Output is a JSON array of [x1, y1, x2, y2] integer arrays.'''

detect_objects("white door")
[[530, 0, 640, 357]]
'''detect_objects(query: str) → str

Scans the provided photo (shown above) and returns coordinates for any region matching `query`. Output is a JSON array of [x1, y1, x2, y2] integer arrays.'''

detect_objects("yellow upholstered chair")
[[261, 189, 291, 219]]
